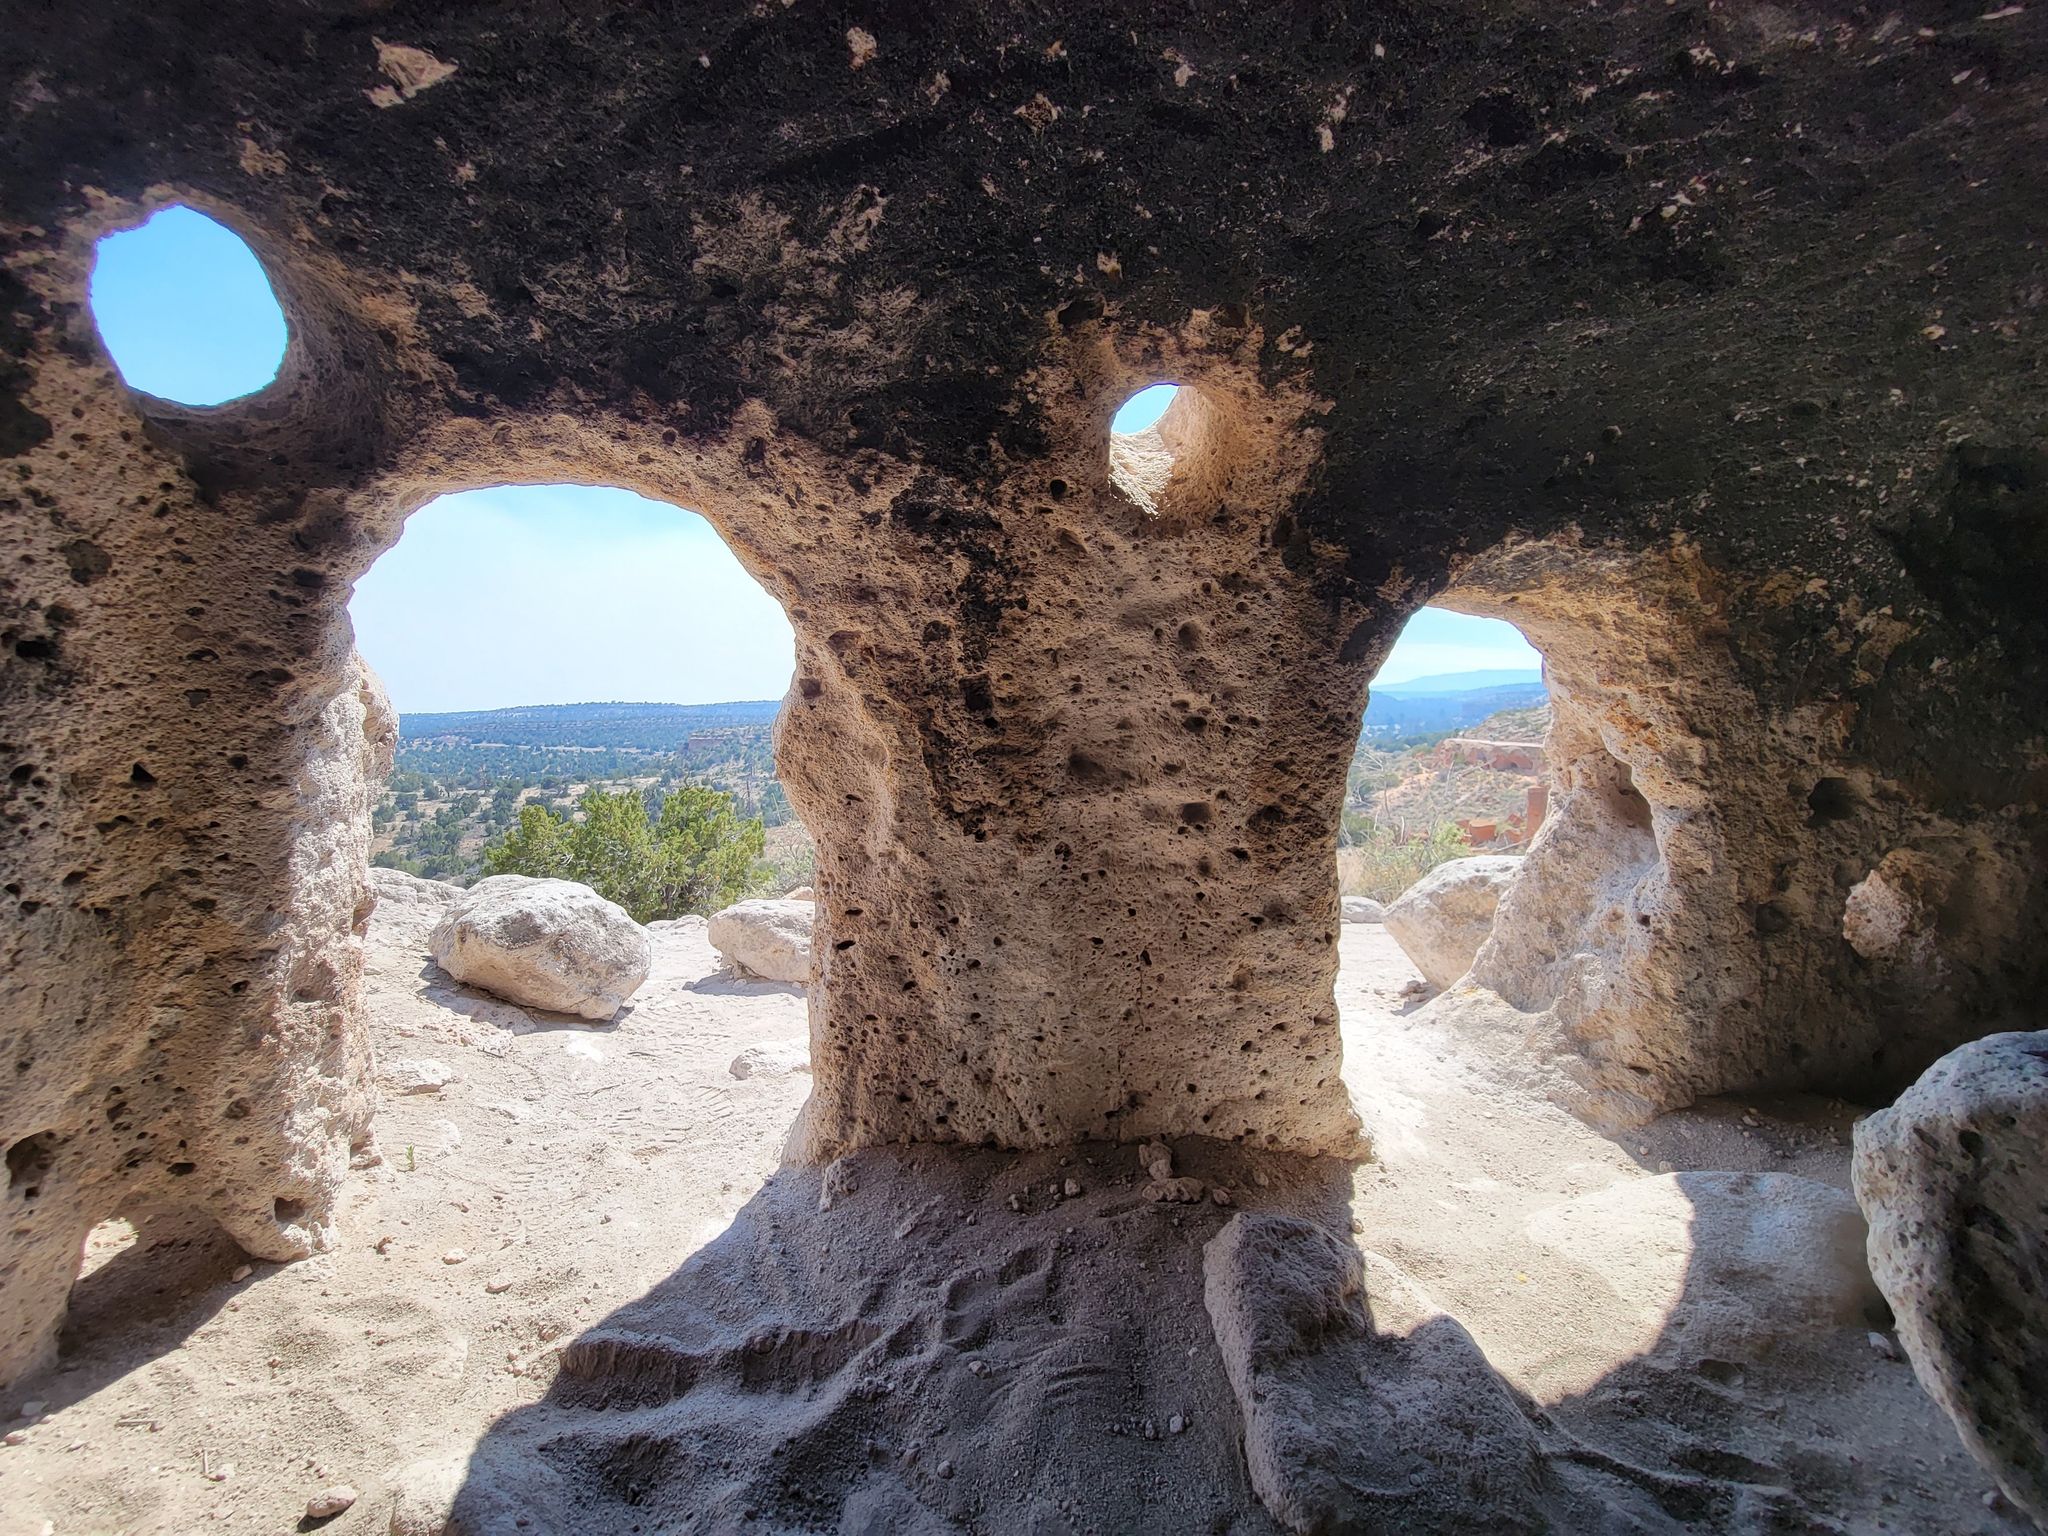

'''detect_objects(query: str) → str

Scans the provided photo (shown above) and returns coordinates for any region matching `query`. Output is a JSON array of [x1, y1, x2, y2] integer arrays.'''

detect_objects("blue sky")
[[91, 205, 1541, 712]]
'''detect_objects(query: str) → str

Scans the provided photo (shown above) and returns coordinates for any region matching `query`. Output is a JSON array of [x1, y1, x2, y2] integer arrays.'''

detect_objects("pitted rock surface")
[[4, 1, 2047, 1379], [1853, 1031, 2048, 1526]]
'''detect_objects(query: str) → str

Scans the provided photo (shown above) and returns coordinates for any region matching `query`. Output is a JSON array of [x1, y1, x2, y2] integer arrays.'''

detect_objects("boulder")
[[1340, 895, 1384, 924], [1852, 1031, 2048, 1527], [1203, 1213, 1545, 1532], [1383, 855, 1523, 989], [368, 866, 463, 950], [709, 898, 814, 984], [428, 876, 651, 1020]]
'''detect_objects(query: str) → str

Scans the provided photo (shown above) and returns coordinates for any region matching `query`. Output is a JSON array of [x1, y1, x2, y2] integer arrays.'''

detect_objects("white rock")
[[305, 1485, 358, 1518], [380, 1057, 456, 1094], [645, 913, 709, 936], [708, 898, 814, 984], [1340, 895, 1385, 924], [1382, 855, 1523, 989], [1204, 1213, 1541, 1532], [441, 1248, 467, 1266], [1853, 1030, 2048, 1527], [369, 865, 462, 912], [728, 1042, 813, 1081], [429, 876, 651, 1020]]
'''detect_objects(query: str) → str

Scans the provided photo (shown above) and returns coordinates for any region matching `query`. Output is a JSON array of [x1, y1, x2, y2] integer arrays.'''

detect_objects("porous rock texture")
[[4, 2, 2048, 1379], [428, 875, 652, 1021], [707, 896, 815, 985], [1852, 1031, 2048, 1526], [1383, 853, 1523, 988]]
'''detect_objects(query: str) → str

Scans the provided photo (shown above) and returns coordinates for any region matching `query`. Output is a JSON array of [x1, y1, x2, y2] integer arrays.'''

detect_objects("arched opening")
[[59, 472, 824, 1369], [1108, 380, 1215, 514], [1340, 605, 1549, 908], [88, 205, 288, 405], [349, 482, 811, 903]]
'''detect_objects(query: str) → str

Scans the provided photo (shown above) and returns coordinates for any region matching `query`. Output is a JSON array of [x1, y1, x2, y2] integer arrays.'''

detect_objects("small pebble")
[[18, 1400, 45, 1418], [1063, 1178, 1082, 1197], [1169, 1414, 1186, 1435], [230, 1265, 252, 1283], [968, 1359, 987, 1377], [4, 1430, 27, 1447], [306, 1485, 359, 1519], [486, 1277, 513, 1294], [207, 1463, 234, 1482], [1868, 1331, 1901, 1362], [937, 1459, 955, 1479], [1252, 1168, 1270, 1188], [442, 1249, 468, 1266]]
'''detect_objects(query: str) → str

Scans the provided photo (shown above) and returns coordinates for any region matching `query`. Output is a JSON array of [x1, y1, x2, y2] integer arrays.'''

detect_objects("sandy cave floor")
[[0, 903, 2029, 1535]]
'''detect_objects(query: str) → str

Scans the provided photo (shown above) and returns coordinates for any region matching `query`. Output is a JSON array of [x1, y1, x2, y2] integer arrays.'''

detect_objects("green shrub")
[[1336, 820, 1476, 903], [481, 785, 764, 922]]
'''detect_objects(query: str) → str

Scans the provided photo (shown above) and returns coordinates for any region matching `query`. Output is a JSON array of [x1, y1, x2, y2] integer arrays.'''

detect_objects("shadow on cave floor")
[[451, 1138, 1331, 1535], [45, 1208, 248, 1403], [686, 969, 808, 1000], [412, 958, 636, 1034], [446, 1128, 2013, 1536]]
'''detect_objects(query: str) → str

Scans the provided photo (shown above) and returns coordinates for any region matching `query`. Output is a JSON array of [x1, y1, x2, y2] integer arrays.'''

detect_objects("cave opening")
[[89, 204, 288, 406], [346, 481, 809, 901], [1107, 380, 1207, 514]]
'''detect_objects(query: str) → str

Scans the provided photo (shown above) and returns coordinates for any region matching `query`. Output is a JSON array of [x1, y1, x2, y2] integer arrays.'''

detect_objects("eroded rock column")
[[1437, 537, 2043, 1128], [0, 227, 394, 1382], [757, 334, 1368, 1158]]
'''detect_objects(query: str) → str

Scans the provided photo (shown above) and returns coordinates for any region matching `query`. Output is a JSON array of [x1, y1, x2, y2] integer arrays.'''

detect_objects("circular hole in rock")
[[90, 205, 287, 405], [1112, 383, 1180, 436], [1108, 383, 1189, 515]]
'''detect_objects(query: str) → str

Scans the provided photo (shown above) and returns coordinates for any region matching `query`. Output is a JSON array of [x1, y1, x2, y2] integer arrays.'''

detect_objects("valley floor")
[[0, 899, 2020, 1534]]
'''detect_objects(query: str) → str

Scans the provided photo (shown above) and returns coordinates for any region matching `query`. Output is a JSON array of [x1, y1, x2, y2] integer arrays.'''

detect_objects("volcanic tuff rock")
[[429, 877, 652, 1021], [4, 0, 2047, 1380], [1853, 1032, 2048, 1528], [1383, 854, 1523, 989], [708, 897, 816, 985]]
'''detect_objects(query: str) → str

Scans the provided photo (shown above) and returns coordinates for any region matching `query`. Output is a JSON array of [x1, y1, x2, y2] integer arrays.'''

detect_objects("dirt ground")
[[0, 893, 2024, 1534]]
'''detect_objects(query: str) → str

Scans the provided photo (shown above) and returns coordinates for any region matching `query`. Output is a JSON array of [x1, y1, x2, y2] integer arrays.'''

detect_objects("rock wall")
[[1438, 539, 2046, 1127], [3, 0, 2046, 1378]]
